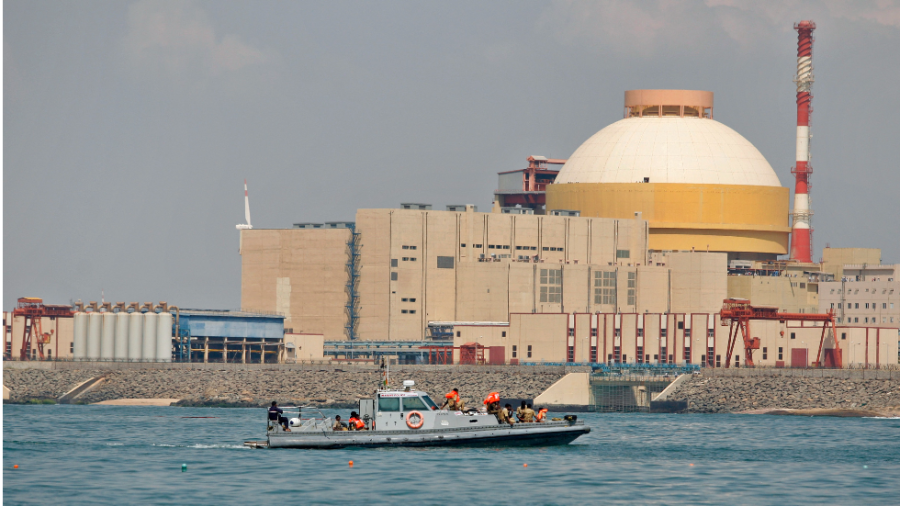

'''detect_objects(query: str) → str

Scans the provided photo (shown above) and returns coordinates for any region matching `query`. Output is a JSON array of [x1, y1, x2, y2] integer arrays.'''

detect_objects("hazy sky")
[[4, 0, 900, 310]]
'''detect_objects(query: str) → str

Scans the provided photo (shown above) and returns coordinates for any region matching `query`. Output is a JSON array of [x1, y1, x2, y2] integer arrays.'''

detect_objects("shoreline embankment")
[[2, 363, 572, 408], [5, 363, 900, 416]]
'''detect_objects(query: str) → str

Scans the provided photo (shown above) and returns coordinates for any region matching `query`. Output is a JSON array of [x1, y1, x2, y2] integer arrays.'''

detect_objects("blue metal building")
[[178, 309, 285, 363]]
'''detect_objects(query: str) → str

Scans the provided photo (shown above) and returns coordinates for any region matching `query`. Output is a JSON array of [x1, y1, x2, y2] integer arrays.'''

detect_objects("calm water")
[[4, 405, 899, 505]]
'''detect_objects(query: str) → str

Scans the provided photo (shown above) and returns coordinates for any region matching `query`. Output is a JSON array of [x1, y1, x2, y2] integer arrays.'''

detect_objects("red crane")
[[719, 298, 841, 368], [13, 297, 74, 361]]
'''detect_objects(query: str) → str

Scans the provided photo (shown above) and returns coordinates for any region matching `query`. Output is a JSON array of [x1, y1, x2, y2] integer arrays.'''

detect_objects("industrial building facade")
[[240, 207, 732, 343], [451, 312, 898, 368]]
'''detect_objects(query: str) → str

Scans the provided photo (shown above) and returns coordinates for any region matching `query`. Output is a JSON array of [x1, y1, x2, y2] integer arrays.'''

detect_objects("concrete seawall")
[[668, 369, 900, 414], [3, 364, 571, 407]]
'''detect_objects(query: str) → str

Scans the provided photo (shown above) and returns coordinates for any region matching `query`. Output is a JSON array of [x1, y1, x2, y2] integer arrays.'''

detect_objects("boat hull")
[[266, 422, 590, 449]]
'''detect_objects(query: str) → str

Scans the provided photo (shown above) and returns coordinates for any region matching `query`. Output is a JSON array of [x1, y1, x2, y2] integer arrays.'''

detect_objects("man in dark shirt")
[[268, 401, 290, 432]]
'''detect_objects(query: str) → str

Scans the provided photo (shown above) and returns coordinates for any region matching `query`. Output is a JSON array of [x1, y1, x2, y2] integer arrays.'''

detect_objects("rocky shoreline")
[[3, 368, 565, 408], [668, 375, 900, 416]]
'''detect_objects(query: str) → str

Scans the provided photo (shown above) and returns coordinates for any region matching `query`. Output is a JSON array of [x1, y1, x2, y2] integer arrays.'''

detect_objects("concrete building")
[[452, 312, 898, 368], [545, 90, 790, 260], [726, 260, 828, 314], [240, 207, 728, 342], [180, 309, 286, 363], [4, 311, 74, 361]]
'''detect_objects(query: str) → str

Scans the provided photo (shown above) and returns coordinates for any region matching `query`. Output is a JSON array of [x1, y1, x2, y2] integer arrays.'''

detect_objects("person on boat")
[[484, 392, 501, 421], [441, 388, 465, 411], [498, 403, 515, 426], [536, 407, 549, 423], [268, 401, 291, 432], [333, 415, 348, 431], [516, 401, 527, 421], [521, 404, 536, 423], [348, 411, 367, 430]]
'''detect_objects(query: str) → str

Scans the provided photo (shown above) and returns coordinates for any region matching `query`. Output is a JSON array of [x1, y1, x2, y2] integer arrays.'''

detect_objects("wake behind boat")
[[245, 380, 589, 449]]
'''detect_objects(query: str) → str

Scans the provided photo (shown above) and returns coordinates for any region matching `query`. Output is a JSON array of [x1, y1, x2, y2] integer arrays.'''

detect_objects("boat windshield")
[[421, 395, 438, 411], [401, 396, 429, 411]]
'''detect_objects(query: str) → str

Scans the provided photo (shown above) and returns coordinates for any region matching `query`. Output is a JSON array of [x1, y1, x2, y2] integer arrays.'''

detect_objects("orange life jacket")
[[537, 408, 548, 421], [484, 392, 500, 405], [349, 416, 365, 429], [445, 391, 460, 402]]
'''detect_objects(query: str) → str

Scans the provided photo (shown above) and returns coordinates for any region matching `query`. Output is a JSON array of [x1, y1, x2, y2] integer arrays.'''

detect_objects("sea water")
[[3, 405, 899, 505]]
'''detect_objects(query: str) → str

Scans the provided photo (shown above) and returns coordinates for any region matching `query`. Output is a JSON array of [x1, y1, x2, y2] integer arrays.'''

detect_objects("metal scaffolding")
[[344, 223, 361, 343]]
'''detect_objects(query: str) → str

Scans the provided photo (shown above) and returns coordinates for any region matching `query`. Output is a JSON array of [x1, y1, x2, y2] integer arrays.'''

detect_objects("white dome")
[[555, 117, 782, 187]]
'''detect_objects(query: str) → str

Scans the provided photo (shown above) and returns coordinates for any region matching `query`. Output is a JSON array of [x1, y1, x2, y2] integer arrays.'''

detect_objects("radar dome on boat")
[[403, 380, 415, 388]]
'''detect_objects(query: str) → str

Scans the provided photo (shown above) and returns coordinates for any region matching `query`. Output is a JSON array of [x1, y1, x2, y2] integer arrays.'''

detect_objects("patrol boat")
[[249, 381, 589, 449]]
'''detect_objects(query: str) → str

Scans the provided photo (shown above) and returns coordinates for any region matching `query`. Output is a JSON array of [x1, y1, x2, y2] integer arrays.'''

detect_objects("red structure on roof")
[[493, 156, 566, 213]]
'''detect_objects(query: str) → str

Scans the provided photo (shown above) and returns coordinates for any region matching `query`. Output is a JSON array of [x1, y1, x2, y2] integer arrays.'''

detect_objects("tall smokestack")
[[790, 20, 815, 263]]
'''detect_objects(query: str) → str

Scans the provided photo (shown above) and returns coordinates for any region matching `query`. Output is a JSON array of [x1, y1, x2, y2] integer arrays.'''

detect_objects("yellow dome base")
[[546, 182, 790, 255]]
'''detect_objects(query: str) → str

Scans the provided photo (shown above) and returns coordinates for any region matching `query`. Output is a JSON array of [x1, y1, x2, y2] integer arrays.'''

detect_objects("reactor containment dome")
[[546, 90, 790, 258]]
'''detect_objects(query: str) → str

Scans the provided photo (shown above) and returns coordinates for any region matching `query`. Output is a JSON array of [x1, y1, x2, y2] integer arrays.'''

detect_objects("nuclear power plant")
[[5, 21, 899, 369]]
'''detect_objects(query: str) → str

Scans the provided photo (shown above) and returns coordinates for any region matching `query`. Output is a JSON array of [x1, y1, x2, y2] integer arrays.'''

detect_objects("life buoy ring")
[[405, 411, 424, 429]]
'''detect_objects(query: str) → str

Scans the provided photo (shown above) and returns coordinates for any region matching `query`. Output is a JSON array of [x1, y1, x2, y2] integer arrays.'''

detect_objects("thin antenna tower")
[[236, 179, 253, 230]]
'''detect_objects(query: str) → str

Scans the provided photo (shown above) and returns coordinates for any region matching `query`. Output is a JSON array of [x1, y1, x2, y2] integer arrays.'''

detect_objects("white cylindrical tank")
[[156, 312, 173, 363], [87, 312, 102, 361], [128, 312, 143, 362], [114, 313, 129, 361], [142, 312, 158, 362], [101, 312, 116, 361], [73, 312, 88, 361]]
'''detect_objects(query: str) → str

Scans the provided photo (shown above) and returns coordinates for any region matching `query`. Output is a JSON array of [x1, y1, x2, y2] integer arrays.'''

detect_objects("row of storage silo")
[[72, 311, 172, 362]]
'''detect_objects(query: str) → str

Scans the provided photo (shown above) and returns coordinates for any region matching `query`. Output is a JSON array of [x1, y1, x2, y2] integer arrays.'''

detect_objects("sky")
[[4, 0, 900, 310]]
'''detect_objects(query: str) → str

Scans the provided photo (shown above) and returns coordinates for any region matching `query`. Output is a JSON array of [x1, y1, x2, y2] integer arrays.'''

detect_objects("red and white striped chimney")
[[789, 20, 815, 263]]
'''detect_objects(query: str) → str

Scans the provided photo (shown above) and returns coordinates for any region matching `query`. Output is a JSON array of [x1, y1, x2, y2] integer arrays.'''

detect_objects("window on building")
[[474, 244, 482, 248], [410, 310, 416, 314], [437, 256, 454, 269], [883, 303, 887, 309], [790, 332, 796, 340], [401, 310, 409, 314], [568, 328, 575, 337], [864, 317, 868, 323], [391, 259, 398, 267], [855, 303, 859, 309], [456, 331, 461, 337], [716, 355, 721, 368], [855, 317, 859, 323], [70, 343, 74, 354], [402, 245, 409, 250], [410, 257, 417, 261], [401, 298, 408, 302], [616, 249, 630, 259], [410, 298, 416, 302], [501, 331, 506, 337], [707, 329, 714, 338], [527, 345, 532, 358], [684, 347, 690, 362], [512, 345, 517, 358], [460, 244, 466, 248], [542, 247, 549, 251], [489, 245, 495, 249], [402, 257, 409, 261], [540, 269, 562, 303], [838, 303, 842, 309], [637, 328, 644, 337], [591, 328, 597, 337], [593, 271, 616, 305], [865, 303, 869, 309], [677, 321, 684, 330], [778, 347, 783, 360], [627, 272, 636, 306], [661, 328, 667, 338], [391, 272, 398, 281], [762, 347, 768, 360]]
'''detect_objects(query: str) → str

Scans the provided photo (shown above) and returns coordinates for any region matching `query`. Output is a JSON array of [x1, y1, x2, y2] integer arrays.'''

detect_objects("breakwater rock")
[[668, 375, 900, 414], [3, 369, 100, 403], [3, 368, 565, 408]]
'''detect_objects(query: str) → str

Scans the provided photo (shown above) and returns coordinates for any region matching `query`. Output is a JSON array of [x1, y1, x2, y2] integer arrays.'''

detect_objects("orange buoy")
[[523, 463, 528, 468], [13, 465, 18, 469], [689, 463, 694, 467], [349, 460, 354, 467]]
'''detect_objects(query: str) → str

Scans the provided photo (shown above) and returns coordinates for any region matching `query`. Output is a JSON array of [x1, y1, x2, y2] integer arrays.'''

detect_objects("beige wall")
[[240, 228, 350, 340], [668, 252, 728, 314], [822, 248, 881, 278], [282, 333, 324, 362], [728, 276, 818, 314]]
